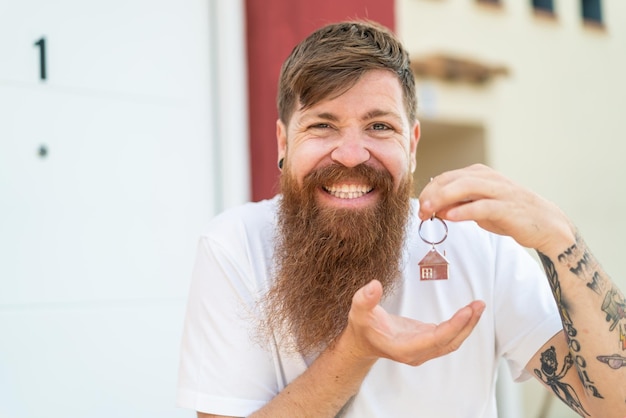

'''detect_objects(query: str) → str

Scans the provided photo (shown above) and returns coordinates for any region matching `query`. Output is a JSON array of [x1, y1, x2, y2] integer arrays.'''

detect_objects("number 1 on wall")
[[34, 37, 47, 80]]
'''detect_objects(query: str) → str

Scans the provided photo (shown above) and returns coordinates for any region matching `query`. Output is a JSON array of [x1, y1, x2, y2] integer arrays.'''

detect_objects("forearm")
[[537, 231, 626, 415], [249, 332, 376, 418]]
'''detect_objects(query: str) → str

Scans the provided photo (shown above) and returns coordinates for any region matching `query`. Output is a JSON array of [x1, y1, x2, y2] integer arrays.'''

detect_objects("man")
[[177, 20, 626, 417]]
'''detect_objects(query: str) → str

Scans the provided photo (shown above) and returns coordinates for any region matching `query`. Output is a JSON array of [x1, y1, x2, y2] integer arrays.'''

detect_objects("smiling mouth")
[[323, 184, 373, 199]]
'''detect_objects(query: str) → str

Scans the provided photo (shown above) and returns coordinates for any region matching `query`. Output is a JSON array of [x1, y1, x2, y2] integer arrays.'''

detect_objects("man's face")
[[276, 69, 420, 206]]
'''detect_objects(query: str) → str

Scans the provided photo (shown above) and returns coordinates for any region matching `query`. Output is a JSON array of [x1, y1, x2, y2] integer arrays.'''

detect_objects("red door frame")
[[245, 0, 395, 201]]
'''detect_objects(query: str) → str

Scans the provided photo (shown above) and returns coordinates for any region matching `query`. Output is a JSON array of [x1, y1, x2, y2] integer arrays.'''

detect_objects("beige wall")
[[397, 1, 626, 417]]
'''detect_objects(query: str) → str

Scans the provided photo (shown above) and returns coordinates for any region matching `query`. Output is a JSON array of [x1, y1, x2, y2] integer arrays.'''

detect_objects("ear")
[[276, 119, 287, 165], [410, 120, 420, 173]]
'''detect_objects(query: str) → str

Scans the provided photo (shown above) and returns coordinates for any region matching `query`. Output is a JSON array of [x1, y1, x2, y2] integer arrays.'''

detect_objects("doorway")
[[413, 119, 487, 195]]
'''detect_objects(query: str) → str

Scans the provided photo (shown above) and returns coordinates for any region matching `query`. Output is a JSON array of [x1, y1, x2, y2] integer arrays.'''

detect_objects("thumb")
[[352, 280, 383, 312]]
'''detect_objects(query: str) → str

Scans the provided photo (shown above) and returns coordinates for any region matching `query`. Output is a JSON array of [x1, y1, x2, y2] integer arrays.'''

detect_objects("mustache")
[[301, 164, 394, 193]]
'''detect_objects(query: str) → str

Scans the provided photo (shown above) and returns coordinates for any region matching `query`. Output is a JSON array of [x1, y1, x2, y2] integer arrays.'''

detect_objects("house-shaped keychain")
[[418, 248, 449, 280]]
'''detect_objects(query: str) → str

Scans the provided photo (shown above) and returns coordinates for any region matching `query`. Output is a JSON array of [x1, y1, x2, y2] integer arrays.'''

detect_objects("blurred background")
[[1, 0, 624, 417]]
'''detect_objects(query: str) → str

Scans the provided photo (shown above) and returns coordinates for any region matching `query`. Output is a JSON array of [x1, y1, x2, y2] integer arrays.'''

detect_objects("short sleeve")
[[176, 235, 278, 416], [493, 236, 563, 381]]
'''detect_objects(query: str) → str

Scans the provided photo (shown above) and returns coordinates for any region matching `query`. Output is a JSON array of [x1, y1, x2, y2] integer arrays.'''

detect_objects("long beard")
[[262, 164, 413, 355]]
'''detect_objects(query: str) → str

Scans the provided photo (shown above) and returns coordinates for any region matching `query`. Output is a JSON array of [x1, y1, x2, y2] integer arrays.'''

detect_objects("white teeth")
[[325, 184, 372, 199]]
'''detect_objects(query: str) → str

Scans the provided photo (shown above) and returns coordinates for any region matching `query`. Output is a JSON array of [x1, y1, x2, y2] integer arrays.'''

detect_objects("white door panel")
[[0, 0, 210, 100], [0, 1, 219, 417], [0, 86, 212, 305]]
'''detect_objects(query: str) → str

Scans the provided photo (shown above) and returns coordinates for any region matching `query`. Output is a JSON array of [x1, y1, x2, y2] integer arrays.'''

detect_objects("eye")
[[370, 122, 392, 131], [310, 123, 332, 129]]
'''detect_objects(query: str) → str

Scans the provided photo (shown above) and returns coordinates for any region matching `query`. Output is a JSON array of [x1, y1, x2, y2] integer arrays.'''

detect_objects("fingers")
[[438, 199, 509, 231], [433, 300, 486, 356], [400, 300, 486, 366], [419, 164, 505, 220]]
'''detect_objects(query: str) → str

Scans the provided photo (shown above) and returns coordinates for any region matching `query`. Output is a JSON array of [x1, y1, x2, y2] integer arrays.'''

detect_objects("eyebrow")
[[302, 109, 403, 124], [314, 112, 340, 122], [362, 109, 403, 123]]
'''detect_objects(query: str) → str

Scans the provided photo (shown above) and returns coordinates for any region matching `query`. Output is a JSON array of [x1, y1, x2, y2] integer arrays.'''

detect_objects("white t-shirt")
[[176, 197, 562, 417]]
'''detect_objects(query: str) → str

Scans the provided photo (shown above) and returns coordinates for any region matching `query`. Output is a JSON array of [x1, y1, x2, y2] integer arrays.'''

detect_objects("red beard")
[[261, 163, 413, 355]]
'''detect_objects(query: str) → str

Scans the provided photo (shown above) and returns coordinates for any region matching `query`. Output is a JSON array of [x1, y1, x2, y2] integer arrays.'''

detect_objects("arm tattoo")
[[597, 289, 626, 371], [537, 252, 604, 400], [554, 235, 626, 365], [556, 240, 608, 295], [600, 287, 626, 332], [596, 352, 626, 370], [534, 346, 589, 416]]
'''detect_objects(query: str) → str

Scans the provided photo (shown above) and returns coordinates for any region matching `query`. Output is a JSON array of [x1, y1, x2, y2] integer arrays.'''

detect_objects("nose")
[[330, 131, 371, 168]]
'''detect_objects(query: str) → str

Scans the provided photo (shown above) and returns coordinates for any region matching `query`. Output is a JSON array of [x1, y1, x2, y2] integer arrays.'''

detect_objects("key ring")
[[418, 215, 448, 246]]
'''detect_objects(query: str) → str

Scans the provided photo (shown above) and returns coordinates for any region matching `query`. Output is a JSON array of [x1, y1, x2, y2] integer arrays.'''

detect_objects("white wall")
[[0, 1, 248, 416]]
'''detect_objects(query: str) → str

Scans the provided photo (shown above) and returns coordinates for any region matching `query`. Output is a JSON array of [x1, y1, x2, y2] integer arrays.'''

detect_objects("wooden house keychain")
[[418, 215, 450, 280]]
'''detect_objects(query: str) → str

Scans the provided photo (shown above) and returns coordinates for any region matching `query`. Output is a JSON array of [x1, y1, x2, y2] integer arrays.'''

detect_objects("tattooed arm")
[[526, 238, 626, 417], [419, 164, 626, 417]]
